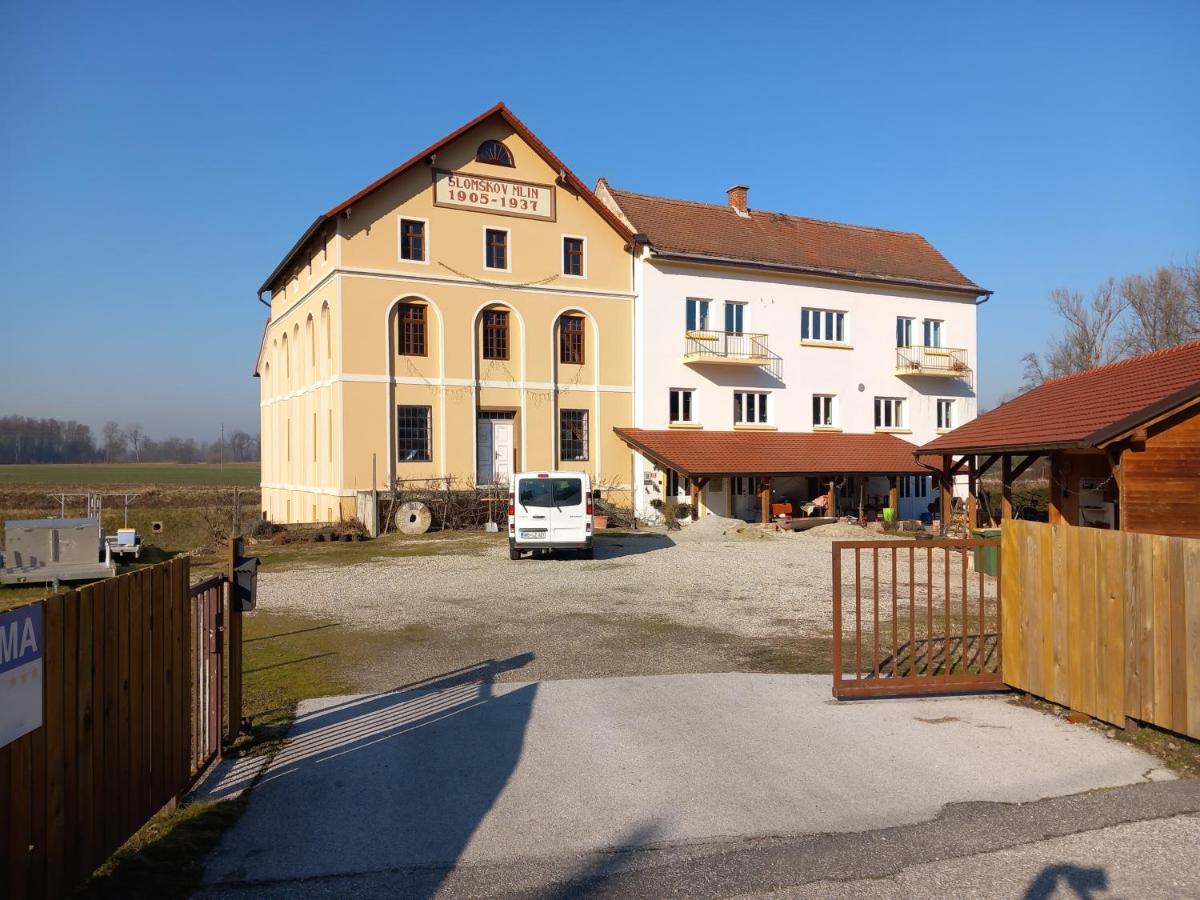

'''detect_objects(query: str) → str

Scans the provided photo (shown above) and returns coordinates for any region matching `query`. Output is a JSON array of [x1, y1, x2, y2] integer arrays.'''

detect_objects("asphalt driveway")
[[198, 670, 1177, 898]]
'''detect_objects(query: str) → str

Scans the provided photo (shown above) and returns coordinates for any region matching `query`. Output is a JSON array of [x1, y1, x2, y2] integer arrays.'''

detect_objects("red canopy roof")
[[615, 429, 932, 477], [922, 340, 1200, 454]]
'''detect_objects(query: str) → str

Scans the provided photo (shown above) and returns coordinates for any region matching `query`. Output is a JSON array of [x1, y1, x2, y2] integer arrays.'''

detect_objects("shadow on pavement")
[[204, 654, 537, 899], [1023, 863, 1108, 899]]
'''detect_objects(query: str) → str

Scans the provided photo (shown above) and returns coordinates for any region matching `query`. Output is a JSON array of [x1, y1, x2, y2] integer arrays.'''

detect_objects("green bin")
[[971, 528, 1001, 576]]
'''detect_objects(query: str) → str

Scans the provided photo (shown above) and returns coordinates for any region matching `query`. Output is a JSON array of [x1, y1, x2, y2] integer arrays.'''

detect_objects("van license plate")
[[519, 529, 547, 539]]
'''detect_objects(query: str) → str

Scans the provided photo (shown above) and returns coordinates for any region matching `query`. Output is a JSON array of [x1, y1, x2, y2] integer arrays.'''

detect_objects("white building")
[[596, 181, 989, 524]]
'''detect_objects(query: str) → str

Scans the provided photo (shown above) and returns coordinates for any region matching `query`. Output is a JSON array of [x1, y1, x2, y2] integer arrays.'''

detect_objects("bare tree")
[[1117, 263, 1200, 356], [102, 421, 126, 461], [124, 423, 145, 462], [1022, 279, 1126, 387]]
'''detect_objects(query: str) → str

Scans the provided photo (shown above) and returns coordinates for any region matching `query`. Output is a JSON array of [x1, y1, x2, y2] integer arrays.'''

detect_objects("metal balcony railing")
[[895, 345, 974, 386], [683, 330, 782, 379]]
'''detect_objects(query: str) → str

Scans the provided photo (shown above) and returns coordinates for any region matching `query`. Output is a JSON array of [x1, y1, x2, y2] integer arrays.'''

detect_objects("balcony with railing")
[[895, 345, 974, 386], [683, 330, 782, 379]]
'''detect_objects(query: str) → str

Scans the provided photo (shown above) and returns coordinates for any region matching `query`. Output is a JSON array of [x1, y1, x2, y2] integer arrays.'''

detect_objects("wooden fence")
[[1001, 519, 1200, 739], [0, 557, 230, 898]]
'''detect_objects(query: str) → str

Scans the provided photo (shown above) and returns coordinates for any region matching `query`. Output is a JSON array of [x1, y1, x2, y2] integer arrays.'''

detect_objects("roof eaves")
[[1090, 382, 1200, 448], [257, 216, 326, 296], [649, 249, 989, 297]]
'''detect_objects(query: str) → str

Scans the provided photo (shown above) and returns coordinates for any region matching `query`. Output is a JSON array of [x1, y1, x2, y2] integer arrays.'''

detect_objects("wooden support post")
[[759, 478, 771, 525], [887, 476, 898, 516], [967, 456, 978, 530], [689, 478, 703, 521], [827, 479, 837, 519], [225, 536, 243, 743], [1001, 454, 1013, 520], [1048, 452, 1064, 525], [940, 456, 953, 533]]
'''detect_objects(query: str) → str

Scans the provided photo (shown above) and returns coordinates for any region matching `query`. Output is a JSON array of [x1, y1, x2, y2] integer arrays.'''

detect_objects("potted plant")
[[593, 513, 609, 530]]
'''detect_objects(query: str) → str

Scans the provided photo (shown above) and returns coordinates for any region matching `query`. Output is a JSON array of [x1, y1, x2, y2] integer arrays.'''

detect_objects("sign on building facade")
[[0, 604, 43, 748], [433, 170, 556, 220]]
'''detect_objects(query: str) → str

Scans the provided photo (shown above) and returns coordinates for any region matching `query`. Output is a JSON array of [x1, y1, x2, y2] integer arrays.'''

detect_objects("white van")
[[508, 472, 595, 560]]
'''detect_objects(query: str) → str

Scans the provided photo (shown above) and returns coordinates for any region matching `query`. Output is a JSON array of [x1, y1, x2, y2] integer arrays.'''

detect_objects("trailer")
[[0, 516, 116, 586]]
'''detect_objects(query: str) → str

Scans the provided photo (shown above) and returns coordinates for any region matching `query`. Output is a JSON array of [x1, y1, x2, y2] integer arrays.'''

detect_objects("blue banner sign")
[[0, 604, 44, 748]]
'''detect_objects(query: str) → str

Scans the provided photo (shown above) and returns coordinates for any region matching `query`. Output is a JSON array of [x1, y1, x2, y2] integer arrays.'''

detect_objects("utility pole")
[[220, 423, 225, 469]]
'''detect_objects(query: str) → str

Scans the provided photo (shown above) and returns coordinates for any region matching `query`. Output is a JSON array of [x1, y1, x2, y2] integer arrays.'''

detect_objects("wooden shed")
[[920, 339, 1200, 538]]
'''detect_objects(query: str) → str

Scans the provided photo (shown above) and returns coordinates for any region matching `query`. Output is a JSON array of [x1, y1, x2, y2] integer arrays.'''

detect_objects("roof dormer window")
[[476, 139, 514, 167]]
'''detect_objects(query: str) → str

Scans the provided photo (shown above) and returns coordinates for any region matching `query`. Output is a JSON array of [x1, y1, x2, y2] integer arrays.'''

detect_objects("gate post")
[[225, 537, 244, 743], [831, 542, 842, 697]]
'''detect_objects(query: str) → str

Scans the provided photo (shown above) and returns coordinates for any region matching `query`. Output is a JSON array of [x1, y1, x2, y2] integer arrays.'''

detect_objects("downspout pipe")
[[257, 290, 271, 309]]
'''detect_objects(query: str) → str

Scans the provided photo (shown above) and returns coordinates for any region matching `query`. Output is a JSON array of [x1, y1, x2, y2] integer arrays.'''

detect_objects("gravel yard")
[[250, 518, 989, 685]]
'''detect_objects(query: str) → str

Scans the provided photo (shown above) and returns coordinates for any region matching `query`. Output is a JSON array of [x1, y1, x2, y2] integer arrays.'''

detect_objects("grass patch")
[[0, 463, 260, 486], [252, 529, 502, 572]]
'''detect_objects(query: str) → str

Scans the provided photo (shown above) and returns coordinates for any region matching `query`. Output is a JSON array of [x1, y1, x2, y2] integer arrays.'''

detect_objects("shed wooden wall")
[[1120, 405, 1200, 539]]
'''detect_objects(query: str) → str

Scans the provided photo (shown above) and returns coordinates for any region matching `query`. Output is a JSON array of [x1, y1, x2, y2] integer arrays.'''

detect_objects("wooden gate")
[[832, 538, 1005, 698], [0, 558, 235, 899]]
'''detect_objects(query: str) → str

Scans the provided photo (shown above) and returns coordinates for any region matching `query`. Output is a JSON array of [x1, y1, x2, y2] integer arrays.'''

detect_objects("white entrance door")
[[477, 417, 514, 485]]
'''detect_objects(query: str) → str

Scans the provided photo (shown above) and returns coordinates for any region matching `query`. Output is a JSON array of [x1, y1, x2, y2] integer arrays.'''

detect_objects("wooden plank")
[[162, 561, 177, 802], [1185, 539, 1200, 740], [0, 742, 10, 893], [1101, 529, 1127, 727], [29, 700, 47, 899], [1151, 534, 1172, 727], [175, 559, 190, 790], [60, 590, 79, 886], [1078, 526, 1098, 719], [1168, 538, 1188, 736], [138, 568, 153, 823], [1124, 532, 1143, 722], [117, 574, 132, 843], [8, 734, 32, 899], [43, 593, 67, 899], [1138, 533, 1157, 723], [1000, 521, 1021, 687], [127, 570, 145, 830], [1047, 523, 1069, 706], [75, 584, 96, 882], [102, 576, 121, 861], [152, 562, 169, 810], [1064, 524, 1083, 714]]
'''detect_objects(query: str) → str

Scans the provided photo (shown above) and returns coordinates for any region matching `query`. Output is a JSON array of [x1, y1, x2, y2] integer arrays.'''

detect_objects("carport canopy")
[[615, 428, 934, 522]]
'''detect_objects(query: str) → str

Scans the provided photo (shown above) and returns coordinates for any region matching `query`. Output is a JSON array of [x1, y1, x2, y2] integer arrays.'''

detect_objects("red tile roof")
[[602, 184, 986, 295], [615, 428, 932, 477], [922, 340, 1200, 454], [259, 103, 633, 295]]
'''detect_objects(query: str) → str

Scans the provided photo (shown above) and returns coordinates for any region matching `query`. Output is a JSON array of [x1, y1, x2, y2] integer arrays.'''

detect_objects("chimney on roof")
[[726, 184, 750, 217]]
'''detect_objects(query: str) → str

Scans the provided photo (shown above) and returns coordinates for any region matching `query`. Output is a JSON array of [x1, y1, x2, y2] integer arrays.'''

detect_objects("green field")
[[0, 463, 260, 487]]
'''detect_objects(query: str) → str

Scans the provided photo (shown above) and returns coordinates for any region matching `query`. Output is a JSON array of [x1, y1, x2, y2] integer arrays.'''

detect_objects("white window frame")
[[812, 393, 837, 428], [669, 388, 696, 424], [724, 301, 748, 334], [874, 397, 907, 430], [561, 234, 587, 278], [896, 316, 913, 348], [482, 225, 512, 272], [936, 398, 955, 431], [686, 298, 711, 332], [801, 307, 848, 344], [923, 318, 943, 348], [734, 390, 770, 425], [398, 215, 430, 265]]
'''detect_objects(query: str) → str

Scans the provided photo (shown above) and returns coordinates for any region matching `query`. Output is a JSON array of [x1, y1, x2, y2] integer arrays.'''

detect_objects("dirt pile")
[[792, 522, 909, 542], [673, 515, 776, 543]]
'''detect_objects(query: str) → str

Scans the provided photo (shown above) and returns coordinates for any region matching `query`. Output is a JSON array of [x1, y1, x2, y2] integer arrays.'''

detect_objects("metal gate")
[[832, 538, 1004, 699]]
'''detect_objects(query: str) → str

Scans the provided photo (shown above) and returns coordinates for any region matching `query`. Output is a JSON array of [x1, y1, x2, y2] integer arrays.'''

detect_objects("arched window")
[[476, 140, 513, 167], [281, 333, 290, 382], [263, 361, 271, 395], [307, 314, 316, 369]]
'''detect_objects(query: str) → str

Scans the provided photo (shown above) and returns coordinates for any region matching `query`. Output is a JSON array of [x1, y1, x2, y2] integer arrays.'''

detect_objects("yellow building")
[[255, 104, 637, 523]]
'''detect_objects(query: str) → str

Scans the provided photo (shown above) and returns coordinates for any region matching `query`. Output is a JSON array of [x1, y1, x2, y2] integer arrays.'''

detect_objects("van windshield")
[[518, 478, 583, 508]]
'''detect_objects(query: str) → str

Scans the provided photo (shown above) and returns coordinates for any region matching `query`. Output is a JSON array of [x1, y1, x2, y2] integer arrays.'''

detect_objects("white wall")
[[632, 259, 979, 519]]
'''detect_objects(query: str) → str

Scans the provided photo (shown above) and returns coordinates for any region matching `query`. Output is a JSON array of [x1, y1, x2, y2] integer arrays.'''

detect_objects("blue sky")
[[2, 1, 1197, 440]]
